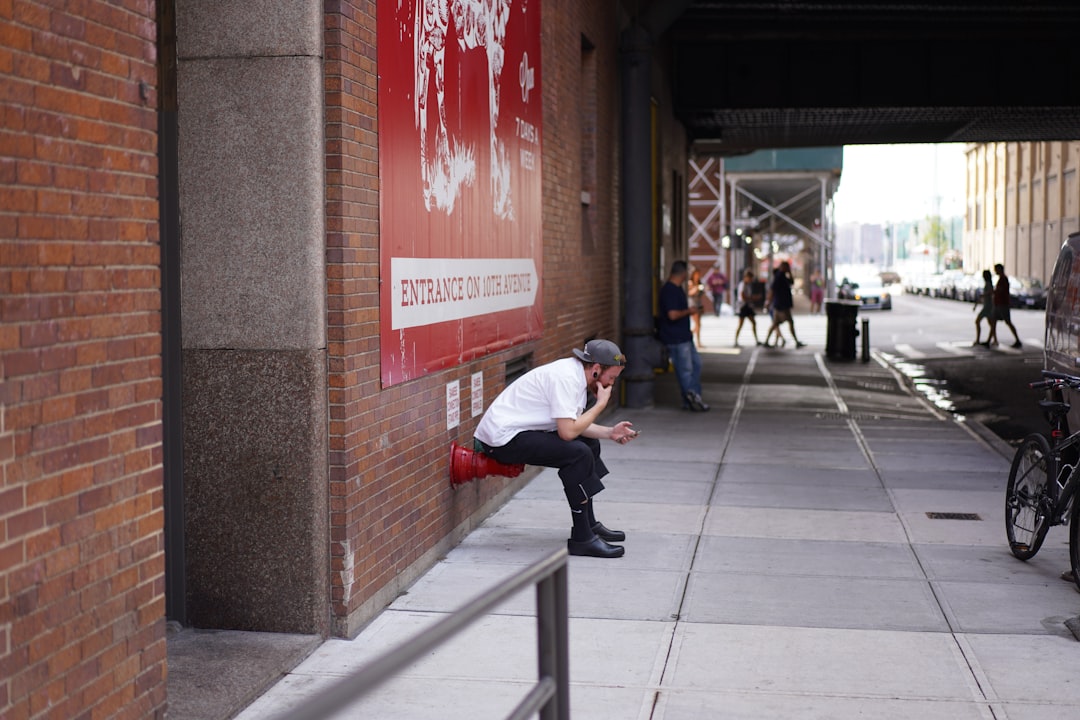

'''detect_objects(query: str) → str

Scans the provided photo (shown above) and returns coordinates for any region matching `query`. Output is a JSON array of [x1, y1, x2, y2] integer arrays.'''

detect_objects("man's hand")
[[594, 381, 613, 408], [610, 421, 638, 444]]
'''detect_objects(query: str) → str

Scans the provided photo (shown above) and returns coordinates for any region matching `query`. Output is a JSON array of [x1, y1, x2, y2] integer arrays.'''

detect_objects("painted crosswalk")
[[695, 313, 1041, 360], [842, 337, 1041, 359]]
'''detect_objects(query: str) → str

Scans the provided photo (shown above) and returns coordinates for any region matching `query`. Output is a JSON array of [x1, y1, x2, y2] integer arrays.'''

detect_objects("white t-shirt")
[[736, 279, 750, 305], [475, 357, 587, 447]]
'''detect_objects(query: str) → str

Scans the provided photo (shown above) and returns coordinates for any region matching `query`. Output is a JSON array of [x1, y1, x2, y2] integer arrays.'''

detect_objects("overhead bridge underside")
[[667, 0, 1080, 151]]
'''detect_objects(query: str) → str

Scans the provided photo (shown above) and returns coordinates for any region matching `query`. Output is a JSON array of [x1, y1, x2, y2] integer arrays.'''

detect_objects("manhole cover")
[[925, 512, 982, 521]]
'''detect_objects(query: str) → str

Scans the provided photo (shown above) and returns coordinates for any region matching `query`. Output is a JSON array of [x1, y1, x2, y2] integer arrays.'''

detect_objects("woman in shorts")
[[733, 269, 762, 347]]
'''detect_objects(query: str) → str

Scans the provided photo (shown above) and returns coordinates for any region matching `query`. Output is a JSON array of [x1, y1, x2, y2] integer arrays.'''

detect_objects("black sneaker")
[[1012, 340, 1023, 349], [684, 391, 710, 412]]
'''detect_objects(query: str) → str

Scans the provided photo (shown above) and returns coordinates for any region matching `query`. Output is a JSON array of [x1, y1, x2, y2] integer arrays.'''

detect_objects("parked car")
[[1044, 232, 1080, 432], [907, 273, 941, 295], [921, 274, 943, 297], [938, 269, 966, 300], [955, 273, 981, 303], [1010, 276, 1047, 309], [879, 270, 901, 286]]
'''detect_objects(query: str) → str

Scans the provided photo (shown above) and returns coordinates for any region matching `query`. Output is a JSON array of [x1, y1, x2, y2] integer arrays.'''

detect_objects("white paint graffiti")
[[413, 0, 515, 219]]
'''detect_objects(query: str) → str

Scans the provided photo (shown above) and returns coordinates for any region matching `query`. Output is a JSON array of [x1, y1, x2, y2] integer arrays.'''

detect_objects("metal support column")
[[620, 23, 654, 408], [821, 176, 834, 296]]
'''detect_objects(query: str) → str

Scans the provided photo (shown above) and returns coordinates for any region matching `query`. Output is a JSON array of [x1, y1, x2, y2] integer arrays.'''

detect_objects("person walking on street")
[[658, 260, 709, 411], [762, 287, 788, 347], [764, 260, 806, 348], [973, 269, 995, 346], [706, 266, 728, 317], [688, 268, 706, 348], [733, 269, 762, 347], [809, 268, 825, 314], [988, 263, 1022, 349], [474, 339, 640, 558]]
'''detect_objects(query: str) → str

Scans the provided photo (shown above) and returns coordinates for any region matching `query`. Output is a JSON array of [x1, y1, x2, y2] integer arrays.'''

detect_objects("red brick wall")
[[0, 1, 166, 718], [540, 0, 624, 350], [323, 0, 628, 635]]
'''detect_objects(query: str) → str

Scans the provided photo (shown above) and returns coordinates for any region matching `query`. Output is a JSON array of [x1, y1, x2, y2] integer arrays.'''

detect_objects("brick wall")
[[1, 1, 166, 718], [323, 0, 630, 636], [541, 0, 624, 350]]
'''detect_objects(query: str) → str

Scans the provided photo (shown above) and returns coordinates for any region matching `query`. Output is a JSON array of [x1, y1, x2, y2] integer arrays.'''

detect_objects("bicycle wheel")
[[1005, 433, 1055, 560], [1068, 484, 1080, 592]]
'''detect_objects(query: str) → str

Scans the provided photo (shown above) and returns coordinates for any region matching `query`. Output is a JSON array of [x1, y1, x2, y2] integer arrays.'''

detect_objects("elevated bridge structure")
[[669, 0, 1080, 150]]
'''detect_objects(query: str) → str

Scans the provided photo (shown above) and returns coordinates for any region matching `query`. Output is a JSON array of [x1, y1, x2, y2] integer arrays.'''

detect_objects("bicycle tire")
[[1005, 433, 1055, 560]]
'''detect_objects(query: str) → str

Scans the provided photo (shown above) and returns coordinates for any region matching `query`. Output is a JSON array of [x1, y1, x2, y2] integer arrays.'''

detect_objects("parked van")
[[1044, 231, 1080, 431]]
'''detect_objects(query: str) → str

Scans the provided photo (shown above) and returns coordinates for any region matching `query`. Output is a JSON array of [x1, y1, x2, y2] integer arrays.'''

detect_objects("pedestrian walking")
[[809, 268, 825, 314], [764, 260, 806, 348], [658, 260, 709, 411], [988, 263, 1022, 349], [705, 266, 728, 316], [973, 269, 995, 346], [473, 339, 639, 558], [688, 268, 706, 348], [733, 269, 762, 347]]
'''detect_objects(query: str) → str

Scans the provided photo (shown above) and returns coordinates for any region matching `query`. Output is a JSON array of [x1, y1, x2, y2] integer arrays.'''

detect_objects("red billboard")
[[378, 0, 543, 386]]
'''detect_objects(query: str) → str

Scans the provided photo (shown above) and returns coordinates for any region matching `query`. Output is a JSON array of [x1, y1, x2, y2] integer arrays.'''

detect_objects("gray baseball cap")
[[572, 339, 626, 366]]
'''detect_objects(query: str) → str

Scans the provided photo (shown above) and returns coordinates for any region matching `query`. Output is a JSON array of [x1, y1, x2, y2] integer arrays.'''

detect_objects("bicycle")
[[1005, 370, 1080, 590]]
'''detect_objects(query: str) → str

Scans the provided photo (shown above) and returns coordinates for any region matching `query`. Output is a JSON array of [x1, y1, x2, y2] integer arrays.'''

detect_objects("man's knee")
[[565, 438, 596, 466]]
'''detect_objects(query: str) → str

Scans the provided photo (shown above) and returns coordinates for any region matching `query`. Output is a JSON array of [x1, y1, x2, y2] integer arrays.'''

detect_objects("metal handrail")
[[278, 547, 570, 720]]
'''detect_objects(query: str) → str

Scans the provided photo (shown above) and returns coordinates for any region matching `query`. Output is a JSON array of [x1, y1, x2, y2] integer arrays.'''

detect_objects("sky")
[[832, 143, 968, 226]]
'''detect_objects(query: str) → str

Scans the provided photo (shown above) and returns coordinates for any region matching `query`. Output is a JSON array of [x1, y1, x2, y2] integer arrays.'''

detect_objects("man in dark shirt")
[[764, 260, 806, 348], [658, 261, 709, 411], [989, 263, 1022, 348]]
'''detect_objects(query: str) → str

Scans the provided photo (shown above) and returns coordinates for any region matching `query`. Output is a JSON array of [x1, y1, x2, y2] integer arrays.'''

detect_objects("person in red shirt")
[[705, 267, 728, 316], [988, 263, 1022, 349]]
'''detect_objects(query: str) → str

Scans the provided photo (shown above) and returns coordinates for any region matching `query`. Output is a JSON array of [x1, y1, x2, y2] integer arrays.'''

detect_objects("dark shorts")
[[994, 305, 1012, 323], [738, 303, 755, 319], [483, 431, 607, 504], [773, 308, 792, 323]]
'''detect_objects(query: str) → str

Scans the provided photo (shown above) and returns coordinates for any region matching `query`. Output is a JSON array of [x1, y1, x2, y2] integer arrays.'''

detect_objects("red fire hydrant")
[[449, 442, 525, 487]]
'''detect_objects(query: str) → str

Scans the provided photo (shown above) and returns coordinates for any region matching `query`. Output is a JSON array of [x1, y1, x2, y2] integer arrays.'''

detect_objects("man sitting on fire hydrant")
[[473, 339, 639, 558]]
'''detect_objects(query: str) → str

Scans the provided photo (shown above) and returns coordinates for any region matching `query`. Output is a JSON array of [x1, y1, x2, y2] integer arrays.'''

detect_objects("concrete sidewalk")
[[238, 339, 1080, 720]]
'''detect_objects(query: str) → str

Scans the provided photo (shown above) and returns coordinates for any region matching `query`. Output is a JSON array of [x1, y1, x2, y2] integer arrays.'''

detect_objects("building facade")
[[2, 1, 691, 717], [964, 142, 1080, 283]]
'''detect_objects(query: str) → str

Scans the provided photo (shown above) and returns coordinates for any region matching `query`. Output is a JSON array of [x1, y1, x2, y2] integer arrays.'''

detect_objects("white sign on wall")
[[391, 257, 538, 330], [471, 371, 484, 418], [446, 380, 460, 430]]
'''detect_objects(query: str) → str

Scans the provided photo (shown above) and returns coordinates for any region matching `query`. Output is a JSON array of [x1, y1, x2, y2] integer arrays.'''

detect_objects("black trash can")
[[825, 300, 860, 361]]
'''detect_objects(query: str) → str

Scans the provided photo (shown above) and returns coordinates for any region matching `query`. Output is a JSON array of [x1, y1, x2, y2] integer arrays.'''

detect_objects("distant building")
[[836, 222, 885, 266], [840, 216, 962, 273], [964, 142, 1080, 283]]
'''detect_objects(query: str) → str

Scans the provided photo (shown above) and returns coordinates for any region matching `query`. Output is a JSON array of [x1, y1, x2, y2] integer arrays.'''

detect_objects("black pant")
[[486, 431, 608, 505]]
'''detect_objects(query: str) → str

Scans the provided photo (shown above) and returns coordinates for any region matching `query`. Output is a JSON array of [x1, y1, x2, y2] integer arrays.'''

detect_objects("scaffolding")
[[690, 147, 842, 297]]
